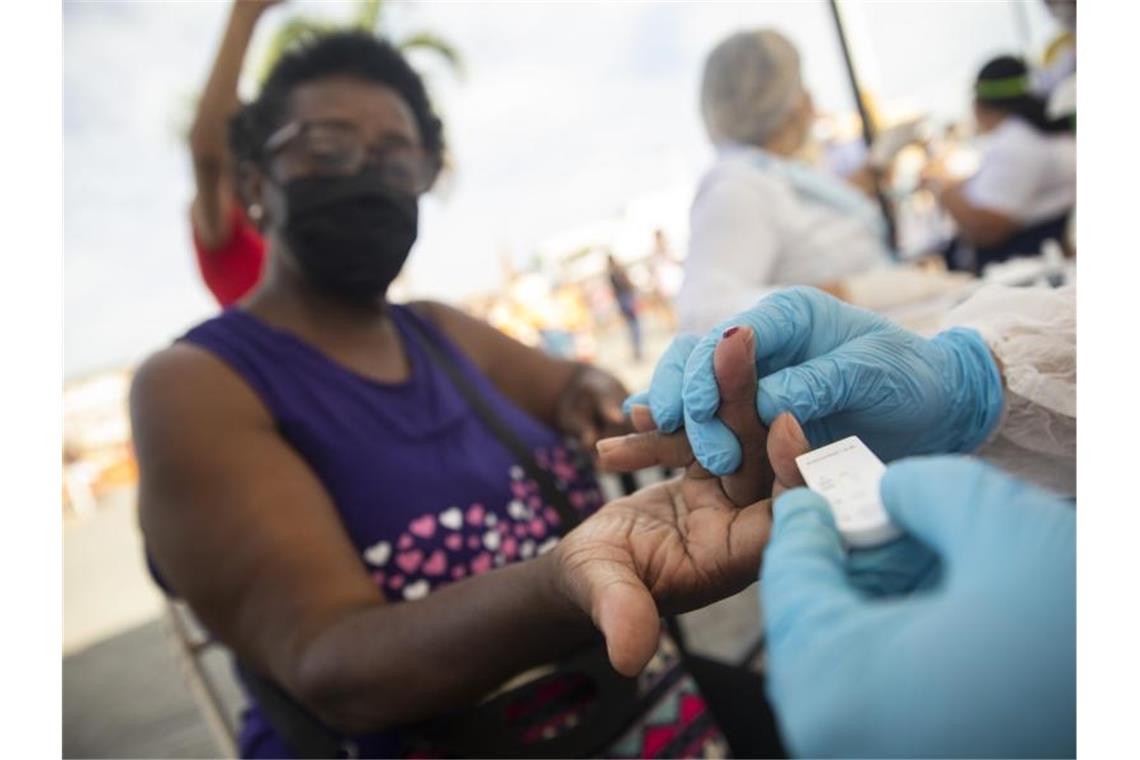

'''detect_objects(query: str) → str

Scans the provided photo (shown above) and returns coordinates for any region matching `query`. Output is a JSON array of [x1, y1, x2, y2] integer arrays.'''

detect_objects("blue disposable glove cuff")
[[930, 328, 1005, 454]]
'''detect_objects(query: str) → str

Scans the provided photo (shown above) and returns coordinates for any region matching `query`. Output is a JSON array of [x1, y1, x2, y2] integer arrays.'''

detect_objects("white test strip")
[[794, 436, 902, 549]]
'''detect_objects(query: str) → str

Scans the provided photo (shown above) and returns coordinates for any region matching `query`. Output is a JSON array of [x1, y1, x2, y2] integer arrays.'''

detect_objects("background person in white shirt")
[[925, 56, 1076, 273], [677, 29, 893, 334]]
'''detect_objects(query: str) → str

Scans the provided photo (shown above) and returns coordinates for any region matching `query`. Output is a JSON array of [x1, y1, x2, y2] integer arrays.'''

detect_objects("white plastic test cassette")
[[794, 436, 902, 549]]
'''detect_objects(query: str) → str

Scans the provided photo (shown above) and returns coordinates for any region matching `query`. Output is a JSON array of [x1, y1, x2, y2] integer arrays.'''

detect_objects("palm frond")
[[353, 0, 385, 33], [399, 31, 465, 80]]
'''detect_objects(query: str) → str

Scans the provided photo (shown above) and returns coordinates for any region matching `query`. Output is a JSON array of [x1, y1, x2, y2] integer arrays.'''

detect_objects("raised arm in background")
[[190, 0, 282, 250]]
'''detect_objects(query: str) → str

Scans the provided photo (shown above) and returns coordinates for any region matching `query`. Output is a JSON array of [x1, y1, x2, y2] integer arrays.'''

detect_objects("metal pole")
[[829, 0, 877, 146], [827, 0, 897, 250], [1011, 0, 1035, 58], [165, 601, 239, 758]]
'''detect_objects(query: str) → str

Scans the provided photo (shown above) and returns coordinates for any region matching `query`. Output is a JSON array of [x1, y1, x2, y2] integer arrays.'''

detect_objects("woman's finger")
[[577, 420, 600, 451], [713, 326, 775, 507], [602, 398, 627, 425], [596, 431, 694, 472]]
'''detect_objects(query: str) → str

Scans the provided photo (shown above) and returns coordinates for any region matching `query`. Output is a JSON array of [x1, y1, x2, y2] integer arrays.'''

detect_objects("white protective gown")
[[942, 284, 1076, 497]]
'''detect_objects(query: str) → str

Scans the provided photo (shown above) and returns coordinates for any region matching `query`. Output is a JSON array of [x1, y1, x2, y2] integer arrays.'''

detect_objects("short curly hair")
[[229, 30, 444, 167]]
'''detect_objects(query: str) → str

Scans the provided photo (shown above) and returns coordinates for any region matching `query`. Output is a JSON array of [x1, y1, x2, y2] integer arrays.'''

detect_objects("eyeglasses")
[[264, 119, 439, 195]]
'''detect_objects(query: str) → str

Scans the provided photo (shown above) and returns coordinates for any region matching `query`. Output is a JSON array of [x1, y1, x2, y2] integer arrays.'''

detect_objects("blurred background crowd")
[[63, 1, 1076, 756]]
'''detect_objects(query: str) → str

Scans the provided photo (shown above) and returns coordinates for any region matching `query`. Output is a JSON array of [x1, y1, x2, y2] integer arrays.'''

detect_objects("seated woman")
[[133, 31, 785, 759], [926, 56, 1075, 273], [677, 28, 892, 333]]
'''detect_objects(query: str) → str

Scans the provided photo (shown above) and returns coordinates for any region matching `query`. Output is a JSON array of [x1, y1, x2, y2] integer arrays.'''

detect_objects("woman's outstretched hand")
[[549, 326, 810, 675], [555, 366, 634, 454]]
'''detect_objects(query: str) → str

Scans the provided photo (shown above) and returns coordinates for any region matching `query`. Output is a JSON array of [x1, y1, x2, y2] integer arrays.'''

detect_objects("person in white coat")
[[926, 55, 1076, 272], [677, 29, 894, 333]]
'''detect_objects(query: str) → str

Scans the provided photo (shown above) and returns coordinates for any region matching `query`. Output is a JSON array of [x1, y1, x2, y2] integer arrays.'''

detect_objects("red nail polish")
[[722, 326, 740, 338]]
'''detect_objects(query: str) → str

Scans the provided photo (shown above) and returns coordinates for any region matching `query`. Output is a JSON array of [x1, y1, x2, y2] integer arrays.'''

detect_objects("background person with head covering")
[[924, 55, 1075, 273], [676, 29, 897, 334]]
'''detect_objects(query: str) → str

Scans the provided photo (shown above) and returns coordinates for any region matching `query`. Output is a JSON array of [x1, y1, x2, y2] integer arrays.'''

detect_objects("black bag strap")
[[407, 317, 697, 649], [405, 316, 583, 530], [407, 318, 694, 651], [235, 661, 354, 759]]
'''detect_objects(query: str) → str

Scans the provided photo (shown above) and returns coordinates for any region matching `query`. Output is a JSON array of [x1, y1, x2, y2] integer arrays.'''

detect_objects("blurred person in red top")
[[189, 0, 283, 306]]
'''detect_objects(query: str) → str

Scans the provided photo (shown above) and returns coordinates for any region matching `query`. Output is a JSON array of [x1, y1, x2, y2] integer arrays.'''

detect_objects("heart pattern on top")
[[403, 579, 431, 601], [409, 514, 436, 539], [502, 537, 518, 560], [470, 552, 493, 575], [363, 540, 391, 567], [422, 550, 448, 576], [395, 549, 424, 574], [507, 500, 531, 521], [356, 444, 600, 604], [439, 507, 463, 531]]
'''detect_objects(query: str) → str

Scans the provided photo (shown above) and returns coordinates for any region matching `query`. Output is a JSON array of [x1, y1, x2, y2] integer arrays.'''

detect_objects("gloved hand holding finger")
[[601, 327, 795, 503], [645, 334, 701, 433], [670, 287, 1004, 472]]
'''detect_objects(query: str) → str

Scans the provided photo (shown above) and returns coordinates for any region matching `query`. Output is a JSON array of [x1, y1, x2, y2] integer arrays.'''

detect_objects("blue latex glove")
[[630, 286, 1005, 475], [762, 456, 1075, 758], [623, 333, 699, 430]]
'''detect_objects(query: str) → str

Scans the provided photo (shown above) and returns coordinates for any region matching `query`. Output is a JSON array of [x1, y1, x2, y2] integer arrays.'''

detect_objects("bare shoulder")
[[131, 342, 280, 552], [130, 342, 271, 439]]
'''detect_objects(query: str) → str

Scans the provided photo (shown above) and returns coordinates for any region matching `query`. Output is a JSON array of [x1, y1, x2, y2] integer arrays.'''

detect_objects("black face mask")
[[278, 172, 419, 303]]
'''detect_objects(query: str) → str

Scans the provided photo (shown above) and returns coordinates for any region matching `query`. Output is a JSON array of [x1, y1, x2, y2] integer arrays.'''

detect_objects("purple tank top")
[[179, 305, 604, 758]]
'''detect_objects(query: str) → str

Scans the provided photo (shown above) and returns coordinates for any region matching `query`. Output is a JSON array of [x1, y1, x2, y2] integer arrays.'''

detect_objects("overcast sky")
[[63, 0, 1060, 378]]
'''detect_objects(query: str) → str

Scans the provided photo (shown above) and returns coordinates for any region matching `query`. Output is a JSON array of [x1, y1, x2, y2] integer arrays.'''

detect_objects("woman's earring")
[[248, 203, 263, 222]]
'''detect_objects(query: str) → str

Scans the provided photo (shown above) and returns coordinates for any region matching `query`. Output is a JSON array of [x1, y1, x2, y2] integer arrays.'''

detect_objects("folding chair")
[[164, 598, 241, 758]]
